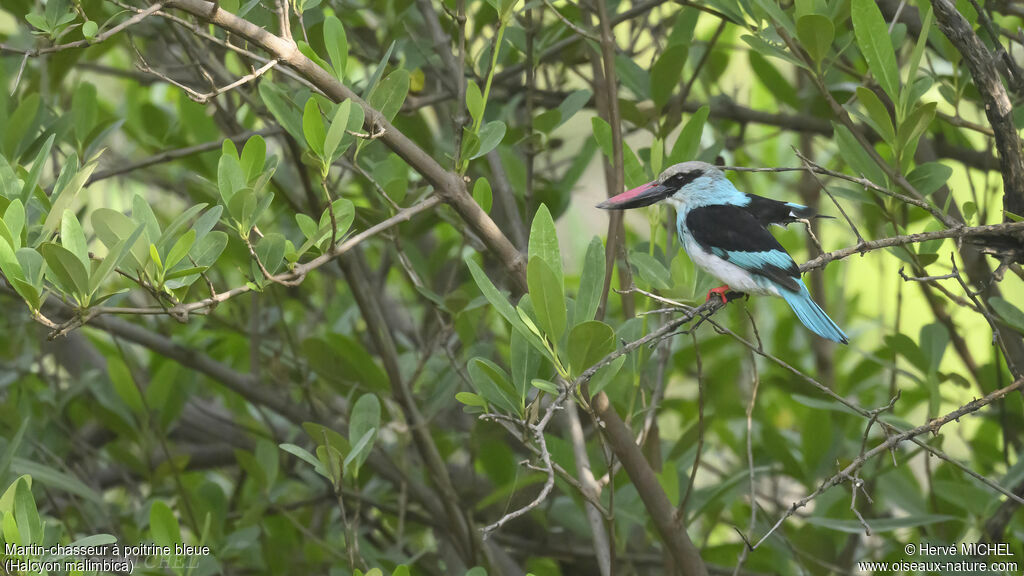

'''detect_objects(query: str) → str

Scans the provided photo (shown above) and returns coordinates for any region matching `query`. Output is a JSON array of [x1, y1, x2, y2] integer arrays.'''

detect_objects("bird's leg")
[[706, 285, 744, 304]]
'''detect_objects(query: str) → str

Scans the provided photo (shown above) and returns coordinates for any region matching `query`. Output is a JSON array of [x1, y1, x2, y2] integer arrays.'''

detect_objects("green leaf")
[[554, 89, 591, 129], [157, 203, 208, 254], [40, 153, 98, 244], [455, 392, 487, 409], [347, 394, 380, 477], [749, 52, 798, 109], [218, 140, 247, 204], [14, 478, 41, 545], [323, 15, 348, 80], [465, 257, 549, 357], [165, 229, 196, 271], [42, 242, 90, 301], [851, 0, 900, 101], [280, 443, 329, 478], [528, 203, 563, 289], [668, 106, 708, 165], [468, 357, 521, 415], [0, 475, 29, 516], [990, 297, 1024, 334], [344, 429, 375, 478], [89, 223, 145, 297], [907, 162, 952, 196], [796, 14, 833, 65], [630, 251, 671, 290], [473, 177, 492, 213], [323, 99, 353, 164], [303, 335, 390, 393], [361, 41, 395, 99], [149, 501, 183, 546], [60, 210, 90, 269], [318, 198, 356, 239], [589, 354, 625, 395], [369, 69, 410, 125], [576, 236, 605, 325], [240, 135, 266, 182], [92, 208, 148, 271], [109, 356, 145, 416], [466, 80, 484, 125], [4, 200, 25, 250], [19, 134, 54, 204], [132, 194, 162, 242], [259, 82, 305, 143], [833, 123, 887, 186], [72, 82, 98, 144], [255, 233, 287, 276], [527, 257, 567, 343], [903, 3, 933, 113], [12, 458, 103, 504], [591, 117, 613, 160], [470, 121, 506, 159], [920, 323, 948, 374], [531, 378, 559, 395], [855, 86, 895, 144], [568, 320, 616, 377], [303, 98, 326, 157], [897, 102, 937, 151], [651, 44, 689, 109], [510, 329, 540, 406], [0, 241, 39, 312], [298, 40, 333, 75]]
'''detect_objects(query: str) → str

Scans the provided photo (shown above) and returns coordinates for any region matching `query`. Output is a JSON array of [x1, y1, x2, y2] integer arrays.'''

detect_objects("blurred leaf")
[[855, 86, 895, 144], [749, 52, 798, 109], [528, 203, 563, 288], [323, 15, 348, 79], [796, 14, 833, 64], [369, 69, 410, 125], [468, 357, 521, 415], [668, 106, 708, 165], [630, 251, 671, 290], [240, 135, 266, 182], [470, 121, 506, 159], [347, 394, 380, 477], [473, 177, 492, 213], [527, 257, 567, 343], [990, 297, 1024, 334], [303, 98, 326, 157], [651, 44, 688, 110], [576, 236, 605, 325], [907, 162, 952, 196], [510, 329, 540, 406], [260, 82, 305, 143], [466, 80, 484, 125], [41, 242, 89, 301], [14, 478, 41, 545], [851, 0, 900, 100], [568, 320, 615, 377]]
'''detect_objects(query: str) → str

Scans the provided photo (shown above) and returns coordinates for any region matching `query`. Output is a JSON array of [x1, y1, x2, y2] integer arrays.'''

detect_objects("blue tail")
[[779, 283, 848, 344]]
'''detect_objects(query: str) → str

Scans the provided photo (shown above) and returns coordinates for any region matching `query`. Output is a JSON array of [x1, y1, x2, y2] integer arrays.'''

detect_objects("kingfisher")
[[597, 161, 848, 344]]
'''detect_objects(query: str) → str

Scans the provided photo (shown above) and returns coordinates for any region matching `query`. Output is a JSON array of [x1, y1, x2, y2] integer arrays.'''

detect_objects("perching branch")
[[931, 0, 1024, 218]]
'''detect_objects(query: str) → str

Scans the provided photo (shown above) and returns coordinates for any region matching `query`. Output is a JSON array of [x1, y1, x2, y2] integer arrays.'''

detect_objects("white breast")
[[678, 220, 780, 297]]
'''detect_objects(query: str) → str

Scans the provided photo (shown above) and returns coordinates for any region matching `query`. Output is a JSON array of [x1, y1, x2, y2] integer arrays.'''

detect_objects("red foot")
[[706, 285, 732, 304]]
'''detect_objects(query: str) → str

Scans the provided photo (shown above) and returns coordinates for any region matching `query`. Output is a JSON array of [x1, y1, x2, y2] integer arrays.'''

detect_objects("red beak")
[[596, 181, 671, 210]]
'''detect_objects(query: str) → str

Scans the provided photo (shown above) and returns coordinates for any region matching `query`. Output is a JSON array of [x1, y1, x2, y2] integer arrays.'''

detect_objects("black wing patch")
[[685, 204, 801, 291], [743, 193, 818, 226]]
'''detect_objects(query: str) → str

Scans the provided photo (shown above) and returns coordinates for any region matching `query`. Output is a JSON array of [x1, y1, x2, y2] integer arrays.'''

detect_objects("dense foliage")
[[1, 0, 1024, 574]]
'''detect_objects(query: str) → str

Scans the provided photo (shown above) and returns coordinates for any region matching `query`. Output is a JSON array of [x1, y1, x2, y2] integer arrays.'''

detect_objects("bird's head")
[[596, 161, 721, 210]]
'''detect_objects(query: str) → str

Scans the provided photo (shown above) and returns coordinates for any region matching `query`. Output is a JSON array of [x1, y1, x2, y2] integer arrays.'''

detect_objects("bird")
[[597, 161, 848, 344]]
